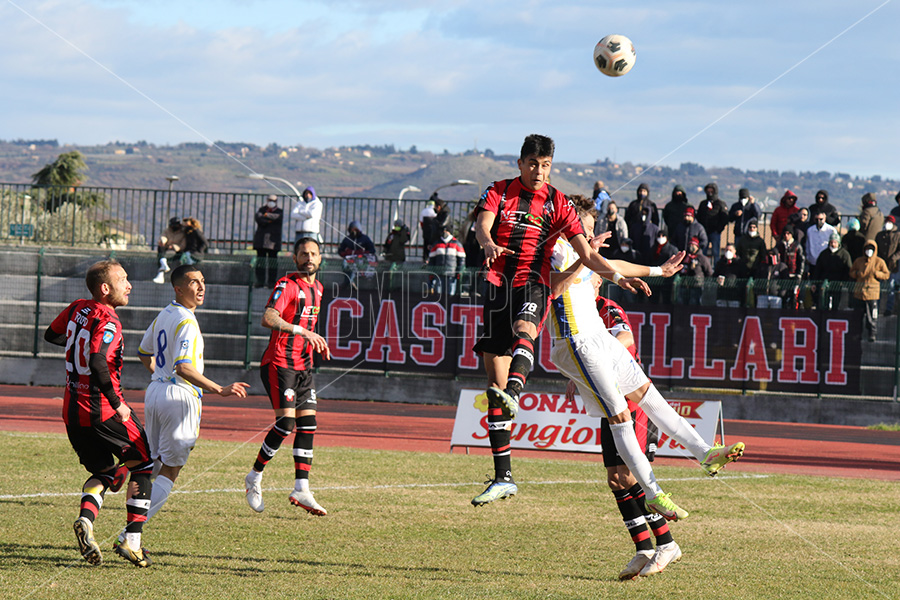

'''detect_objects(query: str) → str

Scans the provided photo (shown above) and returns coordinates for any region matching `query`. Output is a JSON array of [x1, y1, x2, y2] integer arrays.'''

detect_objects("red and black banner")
[[317, 281, 862, 395]]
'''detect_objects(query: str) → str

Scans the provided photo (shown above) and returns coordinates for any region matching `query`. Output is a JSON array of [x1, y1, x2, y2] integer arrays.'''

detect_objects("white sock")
[[638, 385, 711, 460], [247, 469, 262, 484], [609, 421, 663, 498], [146, 475, 174, 521], [295, 478, 309, 493], [125, 532, 141, 551]]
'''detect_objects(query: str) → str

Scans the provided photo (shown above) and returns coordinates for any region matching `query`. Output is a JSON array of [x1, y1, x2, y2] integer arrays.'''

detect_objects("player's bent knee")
[[274, 415, 296, 435]]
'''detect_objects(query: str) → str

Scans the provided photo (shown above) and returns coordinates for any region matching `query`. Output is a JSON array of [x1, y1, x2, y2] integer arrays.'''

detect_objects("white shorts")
[[144, 380, 201, 468], [550, 329, 649, 419]]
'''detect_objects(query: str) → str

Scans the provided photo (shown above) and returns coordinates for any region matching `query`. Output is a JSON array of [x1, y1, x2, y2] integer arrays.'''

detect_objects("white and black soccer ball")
[[593, 34, 636, 77]]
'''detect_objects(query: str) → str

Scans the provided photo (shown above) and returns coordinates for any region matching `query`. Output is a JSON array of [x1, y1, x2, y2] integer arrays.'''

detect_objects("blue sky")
[[2, 0, 899, 178]]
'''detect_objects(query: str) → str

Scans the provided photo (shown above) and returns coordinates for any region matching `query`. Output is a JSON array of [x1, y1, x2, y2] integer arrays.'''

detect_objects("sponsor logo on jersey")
[[301, 306, 320, 317], [298, 289, 306, 300], [102, 331, 115, 344], [273, 290, 282, 301], [181, 340, 190, 349]]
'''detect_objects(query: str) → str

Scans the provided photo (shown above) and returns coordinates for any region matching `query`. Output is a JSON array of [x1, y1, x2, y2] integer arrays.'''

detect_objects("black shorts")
[[599, 407, 658, 468], [66, 414, 152, 475], [473, 282, 550, 356], [260, 363, 317, 411]]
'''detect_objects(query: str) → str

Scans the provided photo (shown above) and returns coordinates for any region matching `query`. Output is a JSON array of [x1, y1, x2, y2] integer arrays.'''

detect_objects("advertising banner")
[[449, 388, 722, 458], [317, 280, 862, 395]]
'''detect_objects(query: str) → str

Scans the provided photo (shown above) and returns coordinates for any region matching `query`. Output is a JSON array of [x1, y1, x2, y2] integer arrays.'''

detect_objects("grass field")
[[1, 430, 898, 600]]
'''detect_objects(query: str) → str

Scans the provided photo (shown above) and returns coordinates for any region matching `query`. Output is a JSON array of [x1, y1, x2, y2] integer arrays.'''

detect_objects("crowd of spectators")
[[239, 181, 900, 334]]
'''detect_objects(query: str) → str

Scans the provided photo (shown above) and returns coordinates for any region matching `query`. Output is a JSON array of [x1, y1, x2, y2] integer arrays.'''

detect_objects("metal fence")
[[3, 181, 863, 257], [0, 182, 465, 255]]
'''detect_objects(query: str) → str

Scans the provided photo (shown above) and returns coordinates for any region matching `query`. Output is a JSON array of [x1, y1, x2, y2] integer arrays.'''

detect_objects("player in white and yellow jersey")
[[548, 196, 745, 533], [123, 264, 248, 550]]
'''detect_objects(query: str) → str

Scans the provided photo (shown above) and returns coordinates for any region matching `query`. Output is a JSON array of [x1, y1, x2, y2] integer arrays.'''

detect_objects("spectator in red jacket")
[[770, 190, 799, 239]]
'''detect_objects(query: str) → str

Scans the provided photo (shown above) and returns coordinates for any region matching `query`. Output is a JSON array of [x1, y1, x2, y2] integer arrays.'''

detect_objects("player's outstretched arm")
[[175, 362, 249, 397]]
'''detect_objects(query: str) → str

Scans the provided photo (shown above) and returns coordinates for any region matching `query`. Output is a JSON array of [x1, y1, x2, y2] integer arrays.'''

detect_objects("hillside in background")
[[1, 139, 898, 218]]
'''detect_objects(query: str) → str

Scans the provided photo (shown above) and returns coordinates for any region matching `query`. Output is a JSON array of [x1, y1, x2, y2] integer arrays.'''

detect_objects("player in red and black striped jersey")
[[44, 260, 153, 567], [245, 237, 332, 516], [471, 134, 670, 506]]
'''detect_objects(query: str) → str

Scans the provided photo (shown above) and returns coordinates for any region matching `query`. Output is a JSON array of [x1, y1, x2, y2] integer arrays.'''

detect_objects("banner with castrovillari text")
[[449, 389, 722, 457], [314, 275, 862, 395]]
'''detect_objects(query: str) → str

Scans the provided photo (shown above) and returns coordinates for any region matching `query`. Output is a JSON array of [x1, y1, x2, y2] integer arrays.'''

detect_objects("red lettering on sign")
[[729, 316, 773, 381], [648, 313, 685, 380], [410, 303, 446, 366], [688, 314, 726, 380], [825, 319, 849, 386], [778, 318, 819, 384], [327, 298, 362, 360], [450, 304, 483, 370], [365, 300, 407, 364], [539, 326, 558, 373]]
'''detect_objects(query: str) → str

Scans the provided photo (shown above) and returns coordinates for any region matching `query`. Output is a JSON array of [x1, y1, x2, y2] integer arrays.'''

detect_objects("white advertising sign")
[[450, 389, 722, 458]]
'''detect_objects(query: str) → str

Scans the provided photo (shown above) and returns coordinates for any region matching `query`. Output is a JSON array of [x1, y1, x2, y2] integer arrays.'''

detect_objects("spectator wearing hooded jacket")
[[875, 216, 900, 315], [858, 192, 884, 242], [662, 185, 690, 235], [735, 218, 768, 277], [671, 206, 708, 254], [290, 186, 323, 244], [808, 189, 840, 227], [624, 183, 659, 243], [890, 191, 900, 223], [813, 232, 853, 310], [592, 180, 611, 218], [729, 188, 762, 240], [842, 218, 866, 262], [338, 220, 376, 257], [850, 239, 890, 341], [788, 207, 812, 246], [678, 236, 712, 305], [771, 190, 799, 239], [697, 182, 730, 263]]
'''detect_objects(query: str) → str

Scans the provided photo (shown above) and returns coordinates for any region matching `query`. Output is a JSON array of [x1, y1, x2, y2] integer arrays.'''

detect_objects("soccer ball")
[[593, 34, 636, 77]]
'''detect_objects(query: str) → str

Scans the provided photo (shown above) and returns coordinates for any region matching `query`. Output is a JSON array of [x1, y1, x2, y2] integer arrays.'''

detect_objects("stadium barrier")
[[2, 247, 898, 402]]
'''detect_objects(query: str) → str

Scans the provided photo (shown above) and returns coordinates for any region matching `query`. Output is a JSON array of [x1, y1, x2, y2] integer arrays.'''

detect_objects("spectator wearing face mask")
[[611, 237, 642, 265], [624, 183, 659, 246], [696, 182, 730, 263], [771, 190, 799, 239], [808, 189, 840, 227], [842, 217, 866, 262], [735, 219, 768, 277], [875, 216, 900, 315], [678, 236, 712, 305], [714, 244, 749, 280], [850, 240, 890, 342], [671, 206, 708, 254], [649, 230, 679, 266], [662, 185, 691, 235], [813, 232, 853, 310], [729, 188, 761, 240], [595, 200, 628, 258], [805, 211, 838, 270]]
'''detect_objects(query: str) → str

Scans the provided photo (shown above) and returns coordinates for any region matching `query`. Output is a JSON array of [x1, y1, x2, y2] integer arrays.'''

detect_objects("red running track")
[[1, 385, 899, 481]]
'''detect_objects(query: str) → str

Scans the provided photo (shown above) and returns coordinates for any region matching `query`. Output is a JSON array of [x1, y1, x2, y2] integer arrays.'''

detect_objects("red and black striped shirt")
[[261, 273, 323, 371], [49, 299, 125, 427], [476, 178, 584, 288]]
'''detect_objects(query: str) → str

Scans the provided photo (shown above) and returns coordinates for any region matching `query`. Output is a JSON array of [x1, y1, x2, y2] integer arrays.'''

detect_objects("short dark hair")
[[85, 260, 122, 296], [520, 134, 555, 160], [171, 264, 201, 287], [294, 236, 321, 254]]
